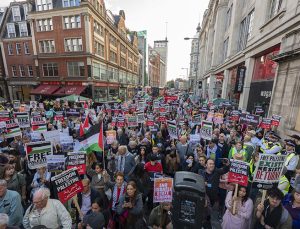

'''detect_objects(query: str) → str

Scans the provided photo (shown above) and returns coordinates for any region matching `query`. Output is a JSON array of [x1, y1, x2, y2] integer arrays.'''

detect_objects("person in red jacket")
[[144, 154, 163, 174]]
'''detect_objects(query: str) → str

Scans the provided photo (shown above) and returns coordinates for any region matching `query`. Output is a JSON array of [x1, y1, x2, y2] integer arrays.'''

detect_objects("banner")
[[167, 120, 177, 139], [228, 160, 249, 187], [106, 130, 116, 145], [200, 121, 213, 140], [51, 167, 83, 203], [213, 113, 224, 124], [271, 115, 281, 127], [153, 177, 173, 203], [127, 116, 138, 128], [260, 118, 272, 129], [239, 114, 260, 127], [66, 152, 86, 175], [46, 155, 65, 173], [234, 66, 246, 93], [253, 154, 286, 190], [14, 112, 30, 128], [137, 112, 145, 124], [26, 141, 53, 169]]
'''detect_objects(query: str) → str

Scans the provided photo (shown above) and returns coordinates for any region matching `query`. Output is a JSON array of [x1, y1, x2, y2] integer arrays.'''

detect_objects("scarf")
[[207, 145, 217, 160], [112, 182, 126, 210]]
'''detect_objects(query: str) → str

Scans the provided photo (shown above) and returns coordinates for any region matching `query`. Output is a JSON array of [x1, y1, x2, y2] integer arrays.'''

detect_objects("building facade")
[[137, 30, 147, 87], [0, 7, 8, 100], [148, 45, 160, 87], [0, 0, 140, 102], [188, 24, 200, 92], [153, 39, 168, 87], [196, 0, 300, 136]]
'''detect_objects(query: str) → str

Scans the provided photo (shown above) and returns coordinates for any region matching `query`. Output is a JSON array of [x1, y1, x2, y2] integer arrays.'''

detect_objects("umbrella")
[[59, 94, 89, 102]]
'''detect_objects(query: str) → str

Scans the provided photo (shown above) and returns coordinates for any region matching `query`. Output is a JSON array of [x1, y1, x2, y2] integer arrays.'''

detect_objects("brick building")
[[0, 0, 139, 102], [148, 45, 160, 87]]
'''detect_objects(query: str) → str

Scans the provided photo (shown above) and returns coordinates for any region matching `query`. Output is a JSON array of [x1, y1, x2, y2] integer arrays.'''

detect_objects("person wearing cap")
[[283, 175, 300, 229], [260, 132, 282, 154], [278, 140, 299, 181], [148, 202, 172, 229], [289, 134, 300, 156]]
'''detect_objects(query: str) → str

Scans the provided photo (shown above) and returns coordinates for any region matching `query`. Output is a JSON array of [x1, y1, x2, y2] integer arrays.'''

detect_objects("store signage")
[[234, 66, 246, 93]]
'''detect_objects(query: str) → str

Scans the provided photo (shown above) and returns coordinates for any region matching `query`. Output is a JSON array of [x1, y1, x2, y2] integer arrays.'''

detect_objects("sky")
[[0, 0, 210, 81]]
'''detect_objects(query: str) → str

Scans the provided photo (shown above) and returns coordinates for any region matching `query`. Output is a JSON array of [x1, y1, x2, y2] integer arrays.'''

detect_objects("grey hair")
[[0, 213, 9, 225], [0, 180, 7, 187], [34, 187, 51, 200]]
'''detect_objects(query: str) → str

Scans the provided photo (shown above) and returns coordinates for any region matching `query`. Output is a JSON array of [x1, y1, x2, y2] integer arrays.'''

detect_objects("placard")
[[190, 134, 201, 144], [137, 112, 145, 124], [228, 160, 249, 187], [14, 112, 30, 128], [26, 141, 53, 169], [106, 130, 116, 145], [252, 154, 286, 190], [60, 136, 74, 152], [213, 113, 224, 124], [260, 118, 272, 129], [200, 121, 213, 140], [30, 131, 42, 142], [5, 119, 21, 138], [51, 167, 83, 203], [46, 155, 65, 173], [230, 110, 240, 121], [127, 116, 138, 128], [153, 177, 173, 203], [43, 130, 61, 145], [167, 120, 178, 140], [31, 116, 47, 132], [66, 152, 86, 175], [271, 115, 281, 127], [0, 111, 10, 122], [239, 113, 260, 127]]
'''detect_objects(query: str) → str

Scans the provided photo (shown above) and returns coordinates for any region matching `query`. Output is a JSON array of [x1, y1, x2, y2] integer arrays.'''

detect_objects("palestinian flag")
[[6, 125, 21, 138], [32, 124, 47, 132], [80, 115, 91, 137], [79, 121, 103, 154], [26, 141, 53, 169]]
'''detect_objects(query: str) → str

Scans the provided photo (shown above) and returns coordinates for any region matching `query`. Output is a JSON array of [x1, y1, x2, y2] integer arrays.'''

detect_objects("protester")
[[116, 145, 136, 180], [23, 188, 72, 229], [0, 213, 19, 229], [30, 167, 51, 198], [148, 202, 172, 229], [0, 180, 23, 227]]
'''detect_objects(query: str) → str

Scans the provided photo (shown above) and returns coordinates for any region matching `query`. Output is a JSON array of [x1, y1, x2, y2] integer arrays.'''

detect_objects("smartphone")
[[125, 196, 130, 202]]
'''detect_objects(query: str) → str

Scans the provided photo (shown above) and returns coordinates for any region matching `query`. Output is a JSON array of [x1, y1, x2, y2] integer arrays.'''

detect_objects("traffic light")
[[198, 81, 202, 89]]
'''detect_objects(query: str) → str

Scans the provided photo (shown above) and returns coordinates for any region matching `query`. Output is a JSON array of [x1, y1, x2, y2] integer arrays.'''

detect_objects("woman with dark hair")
[[222, 185, 253, 229], [116, 181, 144, 229], [134, 146, 148, 165], [182, 153, 198, 173]]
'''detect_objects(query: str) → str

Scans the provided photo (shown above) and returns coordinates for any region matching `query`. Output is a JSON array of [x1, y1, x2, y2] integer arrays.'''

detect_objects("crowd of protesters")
[[0, 91, 300, 229]]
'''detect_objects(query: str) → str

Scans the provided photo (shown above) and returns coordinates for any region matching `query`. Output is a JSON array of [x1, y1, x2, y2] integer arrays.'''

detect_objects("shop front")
[[227, 65, 246, 105], [94, 82, 119, 102], [9, 81, 38, 101]]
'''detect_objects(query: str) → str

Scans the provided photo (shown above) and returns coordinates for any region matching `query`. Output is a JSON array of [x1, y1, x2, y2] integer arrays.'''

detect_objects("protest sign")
[[193, 114, 201, 124], [117, 116, 125, 128], [14, 112, 30, 128], [54, 111, 65, 122], [43, 130, 61, 145], [0, 111, 10, 122], [30, 101, 38, 109], [106, 130, 116, 145], [30, 131, 42, 142], [260, 118, 272, 129], [0, 121, 6, 129], [66, 152, 86, 175], [206, 112, 214, 122], [127, 116, 138, 128], [230, 110, 240, 121], [190, 134, 201, 144], [39, 103, 44, 109], [271, 115, 281, 127], [164, 96, 178, 103], [46, 155, 65, 173], [253, 154, 286, 190], [51, 167, 83, 203], [146, 115, 154, 127], [31, 116, 47, 132], [158, 113, 166, 122], [255, 106, 264, 115], [228, 160, 249, 187], [200, 121, 213, 140], [167, 120, 177, 139], [26, 141, 53, 169], [153, 177, 173, 203], [213, 113, 224, 124], [137, 100, 146, 110], [60, 136, 74, 152], [66, 108, 81, 117], [137, 112, 145, 124], [239, 114, 260, 127], [13, 100, 20, 109], [5, 119, 21, 138]]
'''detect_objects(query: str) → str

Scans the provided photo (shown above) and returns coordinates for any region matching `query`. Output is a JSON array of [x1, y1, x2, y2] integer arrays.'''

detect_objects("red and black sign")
[[51, 167, 83, 203], [164, 96, 178, 103], [228, 160, 248, 187], [271, 115, 281, 127], [66, 153, 86, 175], [230, 110, 240, 121], [260, 118, 272, 129]]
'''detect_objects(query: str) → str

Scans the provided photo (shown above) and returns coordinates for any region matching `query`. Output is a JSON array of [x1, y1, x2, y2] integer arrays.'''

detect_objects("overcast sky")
[[0, 0, 210, 81]]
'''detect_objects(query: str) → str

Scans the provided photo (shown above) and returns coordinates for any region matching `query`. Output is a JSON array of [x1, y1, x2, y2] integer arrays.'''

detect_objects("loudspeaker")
[[172, 172, 206, 229]]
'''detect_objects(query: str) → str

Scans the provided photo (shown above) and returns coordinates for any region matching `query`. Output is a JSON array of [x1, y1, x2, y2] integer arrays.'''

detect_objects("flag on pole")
[[79, 121, 104, 154], [79, 115, 90, 137]]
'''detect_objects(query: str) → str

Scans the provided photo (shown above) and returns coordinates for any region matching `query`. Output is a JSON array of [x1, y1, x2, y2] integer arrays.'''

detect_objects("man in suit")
[[116, 145, 136, 181]]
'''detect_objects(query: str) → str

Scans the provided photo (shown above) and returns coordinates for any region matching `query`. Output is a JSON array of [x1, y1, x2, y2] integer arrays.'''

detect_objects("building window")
[[248, 10, 255, 39], [12, 6, 21, 21], [120, 44, 126, 54], [128, 52, 133, 59], [28, 66, 33, 77], [120, 57, 126, 68], [24, 42, 30, 54], [19, 65, 25, 77], [16, 43, 21, 55], [37, 18, 53, 31], [23, 4, 28, 20], [36, 0, 53, 11], [109, 50, 117, 63], [109, 35, 117, 47], [63, 15, 81, 29], [237, 10, 254, 51], [7, 23, 16, 38], [128, 62, 133, 71], [225, 4, 232, 30], [64, 38, 83, 52], [19, 22, 28, 37], [134, 65, 138, 73], [67, 62, 85, 77], [8, 44, 13, 55], [39, 40, 55, 53], [12, 66, 17, 77], [94, 41, 104, 57], [222, 37, 229, 62], [107, 67, 118, 82], [270, 0, 282, 18], [63, 0, 81, 7], [43, 63, 58, 76], [93, 21, 104, 37]]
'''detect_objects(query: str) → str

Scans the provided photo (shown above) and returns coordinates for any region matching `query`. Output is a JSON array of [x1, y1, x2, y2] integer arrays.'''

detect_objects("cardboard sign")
[[66, 152, 86, 175], [239, 114, 260, 127], [43, 130, 61, 145], [213, 113, 224, 124], [167, 120, 178, 139], [190, 134, 201, 144], [253, 154, 286, 190], [46, 155, 65, 173], [153, 177, 173, 203], [260, 118, 272, 129], [200, 121, 213, 140], [228, 160, 249, 187], [127, 116, 138, 128], [271, 115, 281, 127], [26, 141, 53, 169], [51, 167, 83, 203], [14, 112, 30, 128], [106, 130, 116, 145], [137, 112, 145, 124]]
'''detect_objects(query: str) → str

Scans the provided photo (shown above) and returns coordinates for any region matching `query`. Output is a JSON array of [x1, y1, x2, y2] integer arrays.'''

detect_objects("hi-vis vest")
[[279, 175, 290, 195], [229, 147, 247, 161], [260, 141, 282, 154], [277, 152, 296, 168], [249, 159, 255, 182]]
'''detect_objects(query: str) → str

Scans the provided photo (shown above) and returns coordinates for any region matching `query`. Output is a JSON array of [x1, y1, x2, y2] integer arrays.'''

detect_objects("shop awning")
[[30, 85, 60, 95], [53, 86, 86, 96]]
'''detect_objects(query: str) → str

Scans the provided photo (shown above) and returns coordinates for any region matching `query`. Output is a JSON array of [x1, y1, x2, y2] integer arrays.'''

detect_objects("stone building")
[[196, 0, 300, 135]]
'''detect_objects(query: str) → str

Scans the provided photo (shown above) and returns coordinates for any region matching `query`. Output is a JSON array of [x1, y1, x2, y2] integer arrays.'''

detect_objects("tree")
[[166, 80, 175, 88]]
